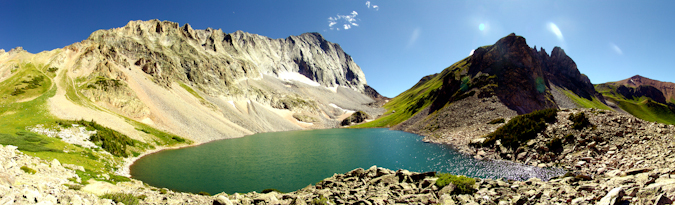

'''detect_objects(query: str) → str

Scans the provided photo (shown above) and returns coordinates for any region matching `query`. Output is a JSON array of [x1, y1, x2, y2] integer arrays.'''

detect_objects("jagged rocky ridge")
[[382, 33, 604, 144], [84, 20, 367, 94]]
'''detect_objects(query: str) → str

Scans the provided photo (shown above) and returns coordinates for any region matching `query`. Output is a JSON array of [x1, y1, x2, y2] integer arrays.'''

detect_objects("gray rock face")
[[85, 19, 367, 94]]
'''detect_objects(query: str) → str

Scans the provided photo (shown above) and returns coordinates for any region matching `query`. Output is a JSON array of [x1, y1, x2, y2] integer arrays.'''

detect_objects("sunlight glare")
[[548, 23, 564, 41], [479, 23, 485, 31]]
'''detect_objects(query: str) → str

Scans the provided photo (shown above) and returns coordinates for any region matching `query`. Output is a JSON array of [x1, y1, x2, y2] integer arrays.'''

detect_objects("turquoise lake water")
[[130, 128, 565, 194]]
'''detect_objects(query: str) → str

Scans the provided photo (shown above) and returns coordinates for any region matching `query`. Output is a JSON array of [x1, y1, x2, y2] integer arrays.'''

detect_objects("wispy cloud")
[[407, 28, 421, 48], [366, 1, 379, 11], [548, 22, 564, 41], [328, 11, 359, 30], [610, 43, 623, 55]]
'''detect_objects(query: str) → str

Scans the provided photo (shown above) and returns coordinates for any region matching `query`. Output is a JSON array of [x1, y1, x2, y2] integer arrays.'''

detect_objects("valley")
[[1, 20, 675, 204]]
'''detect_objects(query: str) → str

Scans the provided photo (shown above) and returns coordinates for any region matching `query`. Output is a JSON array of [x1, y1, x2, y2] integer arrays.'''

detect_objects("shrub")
[[487, 118, 505, 124], [65, 184, 83, 190], [197, 191, 210, 196], [480, 109, 558, 149], [311, 196, 329, 205], [564, 134, 575, 143], [20, 166, 37, 174], [569, 112, 591, 130], [262, 188, 283, 193], [47, 67, 58, 72], [546, 137, 563, 152], [109, 175, 131, 183], [100, 192, 139, 205], [435, 173, 476, 194], [159, 188, 168, 194]]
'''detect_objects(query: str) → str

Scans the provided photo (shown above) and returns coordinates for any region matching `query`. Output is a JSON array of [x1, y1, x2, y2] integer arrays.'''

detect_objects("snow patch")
[[329, 103, 355, 113], [296, 120, 314, 125], [277, 71, 321, 87], [327, 85, 339, 93], [228, 100, 236, 108]]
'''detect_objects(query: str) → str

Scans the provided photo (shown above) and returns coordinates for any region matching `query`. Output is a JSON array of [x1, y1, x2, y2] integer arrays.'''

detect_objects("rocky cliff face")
[[465, 33, 602, 114], [84, 20, 367, 94]]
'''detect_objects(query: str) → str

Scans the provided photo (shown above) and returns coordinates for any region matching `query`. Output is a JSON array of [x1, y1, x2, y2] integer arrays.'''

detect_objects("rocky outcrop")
[[340, 111, 370, 126]]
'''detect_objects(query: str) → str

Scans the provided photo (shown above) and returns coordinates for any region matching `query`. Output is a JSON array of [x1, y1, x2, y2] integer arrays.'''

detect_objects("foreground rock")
[[3, 136, 675, 204]]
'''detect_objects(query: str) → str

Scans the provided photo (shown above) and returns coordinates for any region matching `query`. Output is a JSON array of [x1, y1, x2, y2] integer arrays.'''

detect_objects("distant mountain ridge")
[[596, 75, 675, 124], [614, 75, 675, 103]]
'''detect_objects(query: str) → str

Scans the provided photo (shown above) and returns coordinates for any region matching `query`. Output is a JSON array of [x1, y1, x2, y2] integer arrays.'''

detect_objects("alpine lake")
[[130, 128, 565, 195]]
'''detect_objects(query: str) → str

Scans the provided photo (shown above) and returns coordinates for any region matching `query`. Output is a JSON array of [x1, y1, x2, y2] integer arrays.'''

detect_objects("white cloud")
[[407, 28, 421, 48], [470, 49, 475, 56], [328, 1, 378, 31], [328, 11, 359, 31], [610, 43, 623, 55], [548, 22, 564, 41]]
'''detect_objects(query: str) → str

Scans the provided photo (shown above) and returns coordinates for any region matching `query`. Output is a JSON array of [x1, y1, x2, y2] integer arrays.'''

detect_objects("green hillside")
[[353, 57, 471, 128], [0, 61, 191, 185], [559, 89, 611, 110], [595, 84, 675, 124]]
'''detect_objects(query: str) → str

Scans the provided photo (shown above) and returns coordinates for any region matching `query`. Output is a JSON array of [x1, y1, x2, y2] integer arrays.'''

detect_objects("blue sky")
[[2, 1, 674, 97]]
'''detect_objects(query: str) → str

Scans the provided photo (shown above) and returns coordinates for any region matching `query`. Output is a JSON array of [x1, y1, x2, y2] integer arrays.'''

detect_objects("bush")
[[262, 188, 283, 193], [311, 196, 329, 205], [480, 109, 558, 149], [65, 184, 83, 190], [487, 118, 505, 124], [197, 191, 210, 196], [546, 137, 563, 152], [159, 188, 168, 194], [100, 192, 139, 205], [20, 166, 37, 174], [569, 112, 591, 130], [109, 175, 131, 183], [435, 173, 476, 194], [564, 134, 575, 143], [47, 67, 58, 72]]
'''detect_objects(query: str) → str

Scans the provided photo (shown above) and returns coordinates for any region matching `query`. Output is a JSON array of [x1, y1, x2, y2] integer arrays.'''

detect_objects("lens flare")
[[548, 22, 564, 41], [478, 23, 485, 31]]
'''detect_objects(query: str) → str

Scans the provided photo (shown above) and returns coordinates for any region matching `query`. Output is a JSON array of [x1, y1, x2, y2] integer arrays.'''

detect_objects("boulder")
[[213, 195, 233, 205], [597, 187, 624, 205]]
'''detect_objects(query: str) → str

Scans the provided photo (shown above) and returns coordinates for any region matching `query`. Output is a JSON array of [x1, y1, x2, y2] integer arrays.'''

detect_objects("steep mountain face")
[[0, 19, 383, 143], [358, 33, 606, 148], [596, 75, 675, 124], [84, 20, 367, 95]]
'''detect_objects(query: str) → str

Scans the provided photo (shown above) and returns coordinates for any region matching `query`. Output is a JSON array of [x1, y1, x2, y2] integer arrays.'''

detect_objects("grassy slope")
[[560, 89, 611, 110], [595, 84, 675, 124], [353, 57, 470, 128], [0, 61, 191, 185]]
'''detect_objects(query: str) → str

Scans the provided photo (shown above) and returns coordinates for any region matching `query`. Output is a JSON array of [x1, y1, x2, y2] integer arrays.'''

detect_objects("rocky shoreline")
[[2, 108, 675, 204]]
